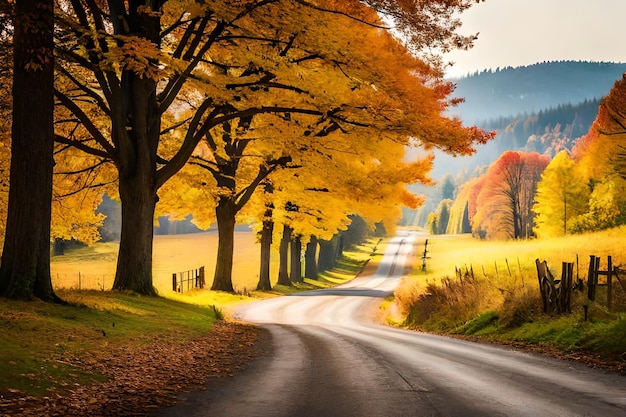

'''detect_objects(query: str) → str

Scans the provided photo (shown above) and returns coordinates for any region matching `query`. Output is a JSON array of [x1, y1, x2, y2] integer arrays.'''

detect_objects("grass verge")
[[0, 291, 221, 400], [393, 228, 626, 372]]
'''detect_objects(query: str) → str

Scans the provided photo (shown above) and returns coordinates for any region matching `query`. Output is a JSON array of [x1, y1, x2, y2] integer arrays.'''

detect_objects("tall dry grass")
[[396, 226, 626, 330]]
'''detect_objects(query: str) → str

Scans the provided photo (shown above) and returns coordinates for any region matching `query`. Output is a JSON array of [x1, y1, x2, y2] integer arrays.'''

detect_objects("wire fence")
[[53, 272, 114, 291]]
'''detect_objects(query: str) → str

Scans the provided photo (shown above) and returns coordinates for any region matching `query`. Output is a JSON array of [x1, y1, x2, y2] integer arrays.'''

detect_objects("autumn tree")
[[446, 180, 473, 234], [533, 150, 589, 238], [569, 74, 626, 233], [52, 0, 488, 294], [153, 1, 490, 292], [473, 151, 549, 239], [0, 0, 59, 301]]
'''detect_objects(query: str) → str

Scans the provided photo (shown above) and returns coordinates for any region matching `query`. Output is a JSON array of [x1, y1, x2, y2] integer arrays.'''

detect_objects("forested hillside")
[[420, 75, 626, 239], [404, 61, 626, 229], [450, 61, 626, 123]]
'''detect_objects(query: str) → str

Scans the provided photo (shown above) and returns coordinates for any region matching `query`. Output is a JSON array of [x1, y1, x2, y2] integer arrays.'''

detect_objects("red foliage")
[[474, 151, 549, 239]]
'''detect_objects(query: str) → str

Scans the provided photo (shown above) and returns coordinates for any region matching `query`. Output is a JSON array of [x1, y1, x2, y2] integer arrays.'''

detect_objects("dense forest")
[[411, 72, 626, 240], [449, 61, 626, 123], [404, 61, 626, 231]]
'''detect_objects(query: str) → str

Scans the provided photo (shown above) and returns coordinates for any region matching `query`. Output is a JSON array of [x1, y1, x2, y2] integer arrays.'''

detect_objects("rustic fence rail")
[[172, 266, 205, 293], [586, 255, 626, 311], [535, 259, 575, 314], [536, 255, 625, 315], [54, 273, 114, 291]]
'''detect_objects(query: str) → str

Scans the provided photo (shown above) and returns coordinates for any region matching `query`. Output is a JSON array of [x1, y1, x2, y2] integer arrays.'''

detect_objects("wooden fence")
[[172, 266, 206, 293], [536, 255, 626, 315], [586, 255, 626, 311]]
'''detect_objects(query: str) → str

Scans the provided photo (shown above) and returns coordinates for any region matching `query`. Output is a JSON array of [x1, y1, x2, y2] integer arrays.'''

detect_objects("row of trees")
[[435, 75, 626, 240], [0, 0, 491, 300]]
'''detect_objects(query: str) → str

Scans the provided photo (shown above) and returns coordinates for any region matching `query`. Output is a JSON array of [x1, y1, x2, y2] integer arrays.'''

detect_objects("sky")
[[444, 0, 626, 78]]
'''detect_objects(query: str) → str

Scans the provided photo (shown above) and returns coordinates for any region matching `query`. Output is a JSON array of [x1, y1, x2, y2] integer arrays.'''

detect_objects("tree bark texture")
[[277, 224, 292, 286], [211, 197, 236, 292], [0, 0, 58, 301], [304, 236, 318, 279]]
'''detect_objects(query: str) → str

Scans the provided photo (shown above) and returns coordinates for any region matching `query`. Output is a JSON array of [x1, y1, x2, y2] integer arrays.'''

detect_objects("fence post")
[[421, 239, 428, 272], [200, 266, 205, 288], [172, 273, 177, 292], [607, 256, 613, 311], [587, 255, 596, 301]]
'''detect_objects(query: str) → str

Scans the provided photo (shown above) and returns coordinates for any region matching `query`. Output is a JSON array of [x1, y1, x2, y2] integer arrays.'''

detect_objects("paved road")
[[155, 231, 625, 417]]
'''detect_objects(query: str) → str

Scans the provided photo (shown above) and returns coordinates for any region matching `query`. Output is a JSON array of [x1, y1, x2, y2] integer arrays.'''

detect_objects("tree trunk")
[[0, 0, 58, 302], [304, 236, 318, 279], [110, 8, 161, 295], [318, 236, 338, 272], [290, 235, 302, 283], [211, 197, 237, 292], [113, 169, 157, 295], [277, 224, 292, 286], [256, 207, 274, 291], [111, 70, 159, 295]]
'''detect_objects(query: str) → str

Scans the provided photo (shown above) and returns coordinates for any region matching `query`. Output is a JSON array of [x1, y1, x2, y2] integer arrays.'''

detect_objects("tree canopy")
[[0, 0, 491, 296]]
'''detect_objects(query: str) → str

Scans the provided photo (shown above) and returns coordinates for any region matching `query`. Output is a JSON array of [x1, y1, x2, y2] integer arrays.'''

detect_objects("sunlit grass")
[[51, 232, 382, 305], [395, 227, 626, 359], [52, 230, 278, 294], [0, 291, 220, 397], [407, 226, 626, 291]]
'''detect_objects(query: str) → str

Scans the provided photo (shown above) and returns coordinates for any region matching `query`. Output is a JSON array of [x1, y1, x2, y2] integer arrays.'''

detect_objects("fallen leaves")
[[0, 321, 267, 417]]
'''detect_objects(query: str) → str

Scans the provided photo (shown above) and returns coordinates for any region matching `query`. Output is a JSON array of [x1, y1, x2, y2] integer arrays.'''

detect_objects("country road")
[[155, 231, 626, 417]]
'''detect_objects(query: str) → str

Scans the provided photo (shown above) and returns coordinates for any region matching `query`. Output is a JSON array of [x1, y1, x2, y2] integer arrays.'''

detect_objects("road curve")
[[155, 231, 625, 417]]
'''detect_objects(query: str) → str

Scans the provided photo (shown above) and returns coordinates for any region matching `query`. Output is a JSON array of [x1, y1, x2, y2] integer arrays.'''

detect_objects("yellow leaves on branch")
[[102, 36, 163, 79]]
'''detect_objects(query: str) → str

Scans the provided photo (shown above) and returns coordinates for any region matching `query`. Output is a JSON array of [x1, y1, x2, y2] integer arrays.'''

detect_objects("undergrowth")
[[394, 229, 626, 362]]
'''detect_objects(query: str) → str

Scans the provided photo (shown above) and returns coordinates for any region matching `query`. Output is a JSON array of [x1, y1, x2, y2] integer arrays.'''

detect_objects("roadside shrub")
[[498, 286, 542, 328], [402, 269, 501, 332]]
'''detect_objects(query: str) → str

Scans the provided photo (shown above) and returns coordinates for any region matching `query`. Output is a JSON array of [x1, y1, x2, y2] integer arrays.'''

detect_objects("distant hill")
[[449, 61, 626, 124], [404, 61, 626, 227]]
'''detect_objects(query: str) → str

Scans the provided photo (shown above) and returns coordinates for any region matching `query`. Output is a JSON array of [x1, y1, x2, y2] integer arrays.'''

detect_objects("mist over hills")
[[403, 61, 626, 227], [449, 61, 626, 124], [418, 61, 626, 180]]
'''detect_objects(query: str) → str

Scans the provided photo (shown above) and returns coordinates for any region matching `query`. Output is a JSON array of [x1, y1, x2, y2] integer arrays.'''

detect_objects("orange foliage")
[[574, 74, 626, 179], [473, 151, 549, 239]]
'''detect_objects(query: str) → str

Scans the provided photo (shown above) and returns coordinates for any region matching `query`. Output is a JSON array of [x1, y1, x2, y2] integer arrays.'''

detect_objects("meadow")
[[394, 227, 626, 365], [51, 229, 273, 294]]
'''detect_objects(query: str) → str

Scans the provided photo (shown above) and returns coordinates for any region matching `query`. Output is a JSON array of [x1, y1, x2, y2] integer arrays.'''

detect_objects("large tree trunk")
[[0, 0, 58, 301], [256, 206, 274, 291], [290, 235, 302, 283], [211, 197, 236, 292], [113, 166, 157, 295], [304, 236, 318, 279], [109, 3, 161, 295], [277, 224, 292, 286], [111, 70, 159, 295]]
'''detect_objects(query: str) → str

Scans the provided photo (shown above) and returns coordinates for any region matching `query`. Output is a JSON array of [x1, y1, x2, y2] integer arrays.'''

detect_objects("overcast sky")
[[443, 0, 626, 78]]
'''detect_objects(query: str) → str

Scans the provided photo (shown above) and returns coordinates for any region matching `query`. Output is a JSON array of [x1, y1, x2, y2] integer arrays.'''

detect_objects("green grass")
[[4, 235, 382, 398], [395, 227, 626, 361], [0, 291, 221, 397]]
